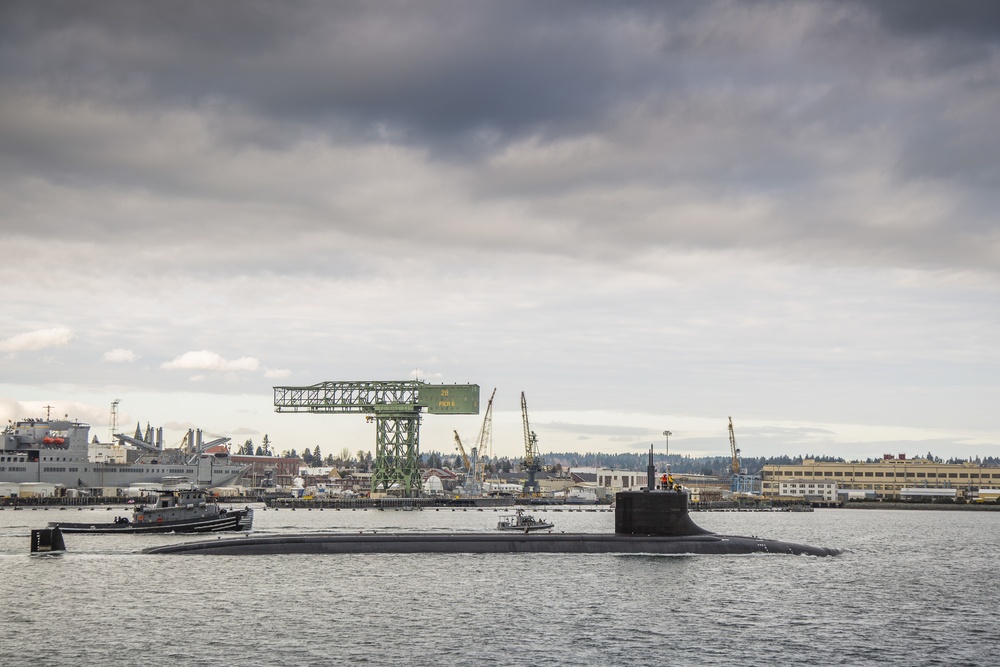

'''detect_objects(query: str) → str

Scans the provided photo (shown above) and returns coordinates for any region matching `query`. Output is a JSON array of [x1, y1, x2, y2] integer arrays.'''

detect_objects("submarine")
[[143, 450, 841, 557]]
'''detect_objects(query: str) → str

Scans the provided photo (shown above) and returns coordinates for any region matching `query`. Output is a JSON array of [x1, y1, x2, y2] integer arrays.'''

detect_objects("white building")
[[900, 487, 958, 500], [14, 482, 59, 498], [779, 478, 838, 502], [571, 467, 651, 492], [424, 475, 444, 495], [564, 484, 601, 502]]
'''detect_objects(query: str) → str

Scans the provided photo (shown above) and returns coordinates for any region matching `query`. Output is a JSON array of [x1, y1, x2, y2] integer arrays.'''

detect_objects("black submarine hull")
[[142, 531, 840, 556]]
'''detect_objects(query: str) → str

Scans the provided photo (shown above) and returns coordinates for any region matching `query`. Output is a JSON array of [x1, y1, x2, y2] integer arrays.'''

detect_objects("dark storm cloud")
[[1, 1, 690, 147], [864, 0, 1000, 40], [2, 0, 999, 274], [3, 1, 998, 144]]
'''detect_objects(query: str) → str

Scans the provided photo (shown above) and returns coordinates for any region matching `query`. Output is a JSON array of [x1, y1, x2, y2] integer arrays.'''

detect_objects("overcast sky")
[[2, 1, 998, 463]]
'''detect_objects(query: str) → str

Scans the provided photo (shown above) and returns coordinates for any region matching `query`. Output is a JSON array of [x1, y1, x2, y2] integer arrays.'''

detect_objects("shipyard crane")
[[453, 429, 483, 496], [453, 430, 472, 472], [728, 416, 762, 496], [728, 416, 741, 476], [274, 380, 480, 497], [474, 388, 497, 487], [520, 392, 543, 495]]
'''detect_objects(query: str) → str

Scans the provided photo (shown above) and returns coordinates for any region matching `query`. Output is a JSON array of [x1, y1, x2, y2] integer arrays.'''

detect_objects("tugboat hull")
[[53, 510, 252, 534]]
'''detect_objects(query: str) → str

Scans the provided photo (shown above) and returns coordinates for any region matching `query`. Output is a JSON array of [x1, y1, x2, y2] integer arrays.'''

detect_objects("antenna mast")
[[109, 399, 120, 443]]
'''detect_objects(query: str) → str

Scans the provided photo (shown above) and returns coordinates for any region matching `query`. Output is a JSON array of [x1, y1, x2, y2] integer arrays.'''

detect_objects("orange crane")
[[453, 430, 472, 473]]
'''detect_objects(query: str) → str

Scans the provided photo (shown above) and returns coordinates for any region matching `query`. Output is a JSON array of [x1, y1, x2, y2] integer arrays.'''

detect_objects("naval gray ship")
[[1, 417, 247, 491]]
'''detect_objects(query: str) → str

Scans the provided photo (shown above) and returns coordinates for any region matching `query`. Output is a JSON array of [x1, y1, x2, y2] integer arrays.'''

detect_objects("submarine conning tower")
[[614, 444, 710, 537], [615, 490, 711, 536]]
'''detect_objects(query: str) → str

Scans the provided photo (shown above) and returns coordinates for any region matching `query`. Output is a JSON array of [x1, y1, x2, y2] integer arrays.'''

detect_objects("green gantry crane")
[[273, 381, 480, 497]]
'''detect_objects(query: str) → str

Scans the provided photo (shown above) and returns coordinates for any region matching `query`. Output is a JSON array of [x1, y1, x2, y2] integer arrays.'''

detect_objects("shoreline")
[[838, 502, 1000, 511]]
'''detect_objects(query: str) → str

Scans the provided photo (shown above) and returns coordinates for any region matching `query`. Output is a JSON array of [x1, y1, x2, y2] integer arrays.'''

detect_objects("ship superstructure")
[[1, 417, 247, 491]]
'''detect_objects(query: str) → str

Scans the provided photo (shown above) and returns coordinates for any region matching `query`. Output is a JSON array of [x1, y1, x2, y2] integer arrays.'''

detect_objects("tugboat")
[[496, 508, 553, 532], [49, 488, 253, 534]]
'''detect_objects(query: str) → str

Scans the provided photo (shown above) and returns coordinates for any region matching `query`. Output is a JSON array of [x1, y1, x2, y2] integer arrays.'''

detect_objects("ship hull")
[[52, 510, 252, 534], [0, 462, 246, 488], [2, 417, 247, 490], [143, 532, 840, 556]]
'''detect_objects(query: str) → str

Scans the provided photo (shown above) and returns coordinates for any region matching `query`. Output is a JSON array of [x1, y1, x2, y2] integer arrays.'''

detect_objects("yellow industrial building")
[[762, 456, 1000, 500]]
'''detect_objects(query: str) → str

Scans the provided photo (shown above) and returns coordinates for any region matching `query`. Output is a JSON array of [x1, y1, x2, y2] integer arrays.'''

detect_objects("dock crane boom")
[[521, 392, 542, 495], [474, 388, 496, 482], [729, 416, 741, 475], [728, 416, 761, 495], [453, 430, 472, 472]]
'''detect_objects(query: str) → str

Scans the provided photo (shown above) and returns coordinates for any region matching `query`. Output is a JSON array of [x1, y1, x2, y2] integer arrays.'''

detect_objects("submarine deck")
[[142, 531, 841, 556]]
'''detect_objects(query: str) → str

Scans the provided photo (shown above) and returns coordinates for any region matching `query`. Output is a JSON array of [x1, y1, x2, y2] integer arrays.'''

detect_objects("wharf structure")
[[566, 468, 729, 503], [762, 456, 1000, 501]]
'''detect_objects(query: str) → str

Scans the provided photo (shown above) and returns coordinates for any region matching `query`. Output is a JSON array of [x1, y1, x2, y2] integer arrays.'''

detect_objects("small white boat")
[[496, 508, 554, 532]]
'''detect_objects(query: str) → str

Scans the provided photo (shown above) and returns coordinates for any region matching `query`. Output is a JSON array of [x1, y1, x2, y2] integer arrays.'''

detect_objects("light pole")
[[662, 430, 671, 473]]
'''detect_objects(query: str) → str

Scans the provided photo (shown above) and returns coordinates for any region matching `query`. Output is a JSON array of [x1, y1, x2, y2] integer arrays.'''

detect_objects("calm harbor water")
[[1, 504, 997, 666]]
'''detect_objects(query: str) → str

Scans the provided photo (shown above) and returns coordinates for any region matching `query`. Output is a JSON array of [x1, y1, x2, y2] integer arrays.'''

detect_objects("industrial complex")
[[3, 380, 998, 507]]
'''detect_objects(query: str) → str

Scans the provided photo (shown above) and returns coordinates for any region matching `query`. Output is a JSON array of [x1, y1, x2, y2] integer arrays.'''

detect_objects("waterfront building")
[[566, 468, 731, 500], [899, 487, 957, 500], [762, 456, 1000, 500], [230, 454, 303, 488], [0, 481, 60, 498], [339, 471, 372, 494], [569, 467, 652, 492], [778, 479, 839, 502], [563, 483, 603, 503]]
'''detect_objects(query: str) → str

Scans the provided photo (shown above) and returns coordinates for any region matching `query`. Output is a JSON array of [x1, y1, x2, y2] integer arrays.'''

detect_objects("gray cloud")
[[864, 0, 1000, 41], [3, 1, 997, 277]]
